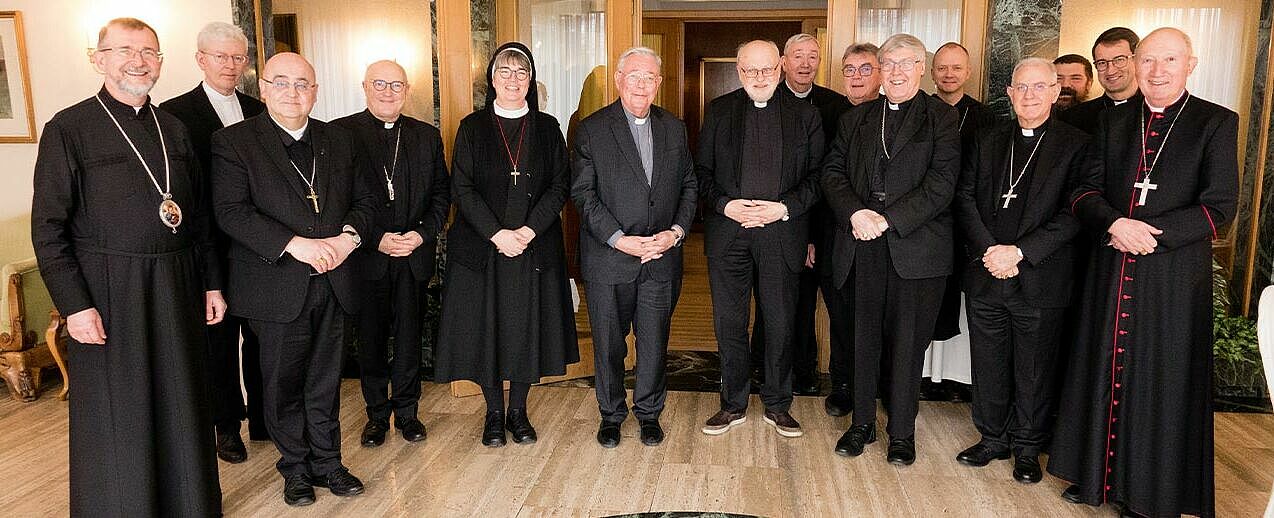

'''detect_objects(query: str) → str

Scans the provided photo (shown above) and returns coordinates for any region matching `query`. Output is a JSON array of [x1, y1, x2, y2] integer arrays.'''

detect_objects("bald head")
[[260, 52, 318, 129], [737, 40, 781, 102], [1135, 27, 1197, 108], [363, 60, 410, 122]]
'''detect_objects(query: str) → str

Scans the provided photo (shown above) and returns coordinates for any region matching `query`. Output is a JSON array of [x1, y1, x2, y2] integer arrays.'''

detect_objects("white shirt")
[[202, 81, 245, 127], [269, 114, 308, 141]]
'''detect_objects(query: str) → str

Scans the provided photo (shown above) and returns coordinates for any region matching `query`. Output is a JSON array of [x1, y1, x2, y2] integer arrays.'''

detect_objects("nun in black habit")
[[435, 42, 579, 447]]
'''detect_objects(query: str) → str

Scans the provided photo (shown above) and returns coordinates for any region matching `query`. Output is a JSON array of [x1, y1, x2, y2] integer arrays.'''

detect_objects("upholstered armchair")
[[0, 257, 68, 401]]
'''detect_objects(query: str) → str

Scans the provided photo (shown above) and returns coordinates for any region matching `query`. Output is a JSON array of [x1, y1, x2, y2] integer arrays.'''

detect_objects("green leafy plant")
[[1212, 260, 1267, 398]]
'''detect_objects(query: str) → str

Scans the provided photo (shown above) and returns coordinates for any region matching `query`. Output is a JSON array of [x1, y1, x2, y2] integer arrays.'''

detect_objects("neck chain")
[[1134, 94, 1190, 207], [880, 100, 896, 160], [1000, 130, 1047, 209], [95, 94, 181, 233], [287, 150, 320, 214], [383, 127, 401, 200], [493, 112, 528, 185], [958, 106, 970, 131]]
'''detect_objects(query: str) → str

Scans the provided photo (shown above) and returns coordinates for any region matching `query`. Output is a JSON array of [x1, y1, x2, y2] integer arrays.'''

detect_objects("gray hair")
[[1012, 56, 1057, 79], [878, 33, 927, 62], [197, 21, 248, 50], [842, 42, 880, 62], [617, 46, 662, 71], [783, 33, 818, 55], [493, 47, 532, 72]]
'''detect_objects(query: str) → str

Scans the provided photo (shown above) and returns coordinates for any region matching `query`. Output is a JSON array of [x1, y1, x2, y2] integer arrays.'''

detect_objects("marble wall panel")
[[1233, 0, 1274, 316], [982, 0, 1062, 117]]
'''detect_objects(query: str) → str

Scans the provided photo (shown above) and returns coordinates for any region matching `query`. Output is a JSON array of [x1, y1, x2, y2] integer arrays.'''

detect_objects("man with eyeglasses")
[[160, 20, 268, 467], [332, 60, 449, 449], [211, 52, 376, 507], [1059, 27, 1143, 135], [572, 46, 696, 448], [698, 40, 822, 438], [32, 17, 225, 515], [841, 43, 882, 108], [952, 57, 1089, 485], [822, 33, 959, 465]]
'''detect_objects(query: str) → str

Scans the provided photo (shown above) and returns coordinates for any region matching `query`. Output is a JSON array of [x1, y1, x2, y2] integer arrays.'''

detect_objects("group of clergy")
[[30, 15, 1233, 518]]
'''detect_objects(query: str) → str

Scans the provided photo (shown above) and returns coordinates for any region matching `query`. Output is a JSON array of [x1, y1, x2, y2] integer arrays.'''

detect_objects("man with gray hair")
[[953, 56, 1089, 484], [161, 20, 267, 465]]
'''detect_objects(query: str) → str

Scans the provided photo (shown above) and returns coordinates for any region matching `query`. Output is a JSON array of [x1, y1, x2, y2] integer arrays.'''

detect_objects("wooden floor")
[[2, 382, 1272, 517]]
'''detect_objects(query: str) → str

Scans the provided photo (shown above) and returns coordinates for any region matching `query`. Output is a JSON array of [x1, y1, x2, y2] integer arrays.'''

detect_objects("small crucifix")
[[386, 179, 396, 201], [1000, 191, 1018, 209], [1133, 178, 1158, 206], [511, 168, 521, 186], [306, 187, 320, 214]]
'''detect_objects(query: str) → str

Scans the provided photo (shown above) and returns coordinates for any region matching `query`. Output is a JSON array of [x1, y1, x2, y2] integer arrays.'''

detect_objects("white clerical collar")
[[787, 82, 812, 99], [1112, 99, 1129, 106], [494, 102, 530, 119], [201, 81, 237, 103], [1146, 90, 1187, 113], [270, 114, 308, 141], [753, 100, 768, 108], [888, 102, 901, 111], [623, 107, 649, 125], [1021, 128, 1035, 137]]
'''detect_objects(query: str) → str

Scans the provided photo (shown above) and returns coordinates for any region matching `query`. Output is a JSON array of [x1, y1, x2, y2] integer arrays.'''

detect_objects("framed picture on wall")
[[0, 11, 35, 144]]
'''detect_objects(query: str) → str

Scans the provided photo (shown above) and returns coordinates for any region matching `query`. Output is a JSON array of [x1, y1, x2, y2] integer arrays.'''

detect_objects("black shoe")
[[397, 418, 427, 442], [824, 388, 852, 417], [282, 474, 315, 507], [955, 442, 1010, 467], [887, 437, 916, 465], [481, 410, 506, 447], [793, 371, 820, 396], [216, 432, 248, 464], [308, 467, 364, 497], [361, 419, 389, 447], [506, 408, 537, 444], [919, 379, 951, 401], [946, 381, 973, 403], [596, 421, 621, 448], [834, 424, 876, 457], [248, 422, 270, 442], [762, 409, 804, 438], [1061, 484, 1083, 504], [1012, 454, 1042, 483], [639, 419, 664, 446]]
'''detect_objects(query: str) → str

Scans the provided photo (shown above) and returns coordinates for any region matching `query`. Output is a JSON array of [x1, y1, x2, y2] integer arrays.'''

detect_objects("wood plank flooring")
[[1, 381, 1271, 517]]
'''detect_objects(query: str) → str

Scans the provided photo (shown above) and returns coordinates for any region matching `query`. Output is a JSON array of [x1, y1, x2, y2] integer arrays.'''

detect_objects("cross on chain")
[[1133, 178, 1158, 207], [1000, 191, 1018, 209]]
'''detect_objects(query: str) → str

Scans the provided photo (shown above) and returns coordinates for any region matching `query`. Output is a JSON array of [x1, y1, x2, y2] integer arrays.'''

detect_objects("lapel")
[[1023, 124, 1060, 218], [728, 91, 748, 187], [253, 115, 311, 206], [889, 95, 926, 159], [192, 85, 224, 130], [1111, 105, 1142, 211], [853, 98, 884, 184], [777, 96, 794, 188], [606, 102, 651, 191], [650, 107, 671, 192], [311, 120, 333, 214], [985, 123, 1012, 218]]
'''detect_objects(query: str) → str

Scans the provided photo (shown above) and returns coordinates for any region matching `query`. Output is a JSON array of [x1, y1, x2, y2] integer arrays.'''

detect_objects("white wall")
[[0, 1, 233, 264]]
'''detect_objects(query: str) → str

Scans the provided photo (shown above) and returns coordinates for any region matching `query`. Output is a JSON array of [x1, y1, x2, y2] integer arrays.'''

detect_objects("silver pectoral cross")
[[1001, 190, 1018, 209], [1133, 179, 1158, 206], [386, 179, 396, 201], [511, 168, 521, 185]]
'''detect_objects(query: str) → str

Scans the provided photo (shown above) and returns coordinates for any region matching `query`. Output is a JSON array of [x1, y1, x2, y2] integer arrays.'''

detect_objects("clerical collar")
[[201, 81, 237, 103], [97, 86, 150, 119], [1146, 90, 1187, 113], [1019, 118, 1049, 137], [886, 97, 912, 111], [494, 102, 530, 119], [753, 100, 769, 108], [787, 82, 812, 99], [623, 107, 649, 126], [270, 114, 309, 142], [1112, 98, 1129, 106]]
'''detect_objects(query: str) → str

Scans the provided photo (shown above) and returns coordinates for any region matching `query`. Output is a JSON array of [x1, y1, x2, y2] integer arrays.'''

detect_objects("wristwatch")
[[780, 203, 790, 222], [341, 225, 362, 247]]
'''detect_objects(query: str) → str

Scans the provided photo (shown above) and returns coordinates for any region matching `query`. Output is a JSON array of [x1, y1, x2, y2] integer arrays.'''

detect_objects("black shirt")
[[740, 100, 783, 199], [992, 118, 1050, 242]]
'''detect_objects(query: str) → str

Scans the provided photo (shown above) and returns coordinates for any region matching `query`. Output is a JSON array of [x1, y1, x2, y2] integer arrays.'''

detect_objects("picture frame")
[[0, 11, 36, 144]]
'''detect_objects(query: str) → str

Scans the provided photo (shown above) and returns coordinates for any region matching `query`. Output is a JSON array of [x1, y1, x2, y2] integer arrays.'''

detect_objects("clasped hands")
[[983, 244, 1022, 279], [724, 199, 787, 228], [286, 233, 358, 273], [491, 226, 537, 257], [849, 209, 890, 240], [615, 230, 679, 264], [1107, 217, 1161, 255], [377, 231, 425, 257]]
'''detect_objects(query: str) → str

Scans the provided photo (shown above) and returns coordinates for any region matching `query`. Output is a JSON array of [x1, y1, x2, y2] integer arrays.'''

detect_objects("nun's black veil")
[[485, 41, 539, 112]]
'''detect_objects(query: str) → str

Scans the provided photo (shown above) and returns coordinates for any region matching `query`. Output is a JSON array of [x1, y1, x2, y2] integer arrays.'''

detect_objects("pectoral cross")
[[511, 168, 521, 186], [1133, 178, 1158, 206], [306, 187, 320, 214], [386, 179, 396, 201], [1001, 191, 1018, 209]]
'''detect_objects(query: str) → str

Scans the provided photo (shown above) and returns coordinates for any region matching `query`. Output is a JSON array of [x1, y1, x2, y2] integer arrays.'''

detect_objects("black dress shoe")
[[481, 410, 506, 447], [361, 419, 389, 447], [955, 442, 1010, 467], [834, 424, 876, 457], [887, 437, 916, 465], [506, 408, 537, 444], [216, 433, 248, 464], [639, 419, 664, 446], [1012, 454, 1042, 483], [1061, 484, 1083, 504], [248, 421, 270, 442], [596, 421, 621, 448], [282, 474, 315, 507], [824, 387, 852, 417], [793, 371, 820, 396], [919, 379, 951, 401], [308, 467, 364, 497], [398, 418, 427, 442]]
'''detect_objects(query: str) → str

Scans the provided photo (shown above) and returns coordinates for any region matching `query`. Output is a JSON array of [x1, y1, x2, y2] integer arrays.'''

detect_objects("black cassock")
[[434, 109, 579, 386], [32, 89, 221, 516], [1049, 93, 1237, 518]]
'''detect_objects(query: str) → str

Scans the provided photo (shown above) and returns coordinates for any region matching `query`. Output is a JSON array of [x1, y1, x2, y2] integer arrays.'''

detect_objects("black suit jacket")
[[954, 118, 1089, 307], [1057, 91, 1144, 135], [211, 114, 376, 322], [696, 89, 824, 272], [571, 101, 697, 285], [159, 84, 266, 175], [822, 94, 960, 286], [332, 110, 451, 281]]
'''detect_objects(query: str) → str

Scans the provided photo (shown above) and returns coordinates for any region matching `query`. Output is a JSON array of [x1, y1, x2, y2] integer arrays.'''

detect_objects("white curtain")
[[530, 0, 607, 137], [272, 0, 435, 122], [1132, 7, 1243, 111], [857, 0, 963, 53]]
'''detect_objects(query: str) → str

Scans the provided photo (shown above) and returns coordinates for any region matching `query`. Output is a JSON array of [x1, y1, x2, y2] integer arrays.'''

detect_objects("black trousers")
[[822, 272, 855, 390], [357, 260, 425, 423], [966, 278, 1063, 456], [749, 265, 819, 385], [708, 228, 798, 412], [586, 267, 677, 423], [850, 236, 945, 439], [250, 276, 346, 478], [206, 314, 265, 437]]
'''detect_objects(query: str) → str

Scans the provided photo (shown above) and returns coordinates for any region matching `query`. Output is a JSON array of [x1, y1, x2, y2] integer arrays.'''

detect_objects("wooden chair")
[[0, 257, 68, 402]]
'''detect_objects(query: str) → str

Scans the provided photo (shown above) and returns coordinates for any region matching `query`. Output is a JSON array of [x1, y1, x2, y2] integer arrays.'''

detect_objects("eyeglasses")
[[261, 78, 316, 92], [879, 59, 922, 72], [842, 64, 875, 77], [495, 67, 530, 81], [96, 46, 163, 63], [370, 79, 407, 93], [1094, 55, 1131, 71], [1009, 82, 1057, 94], [199, 50, 248, 66], [738, 65, 780, 79], [622, 72, 659, 87]]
